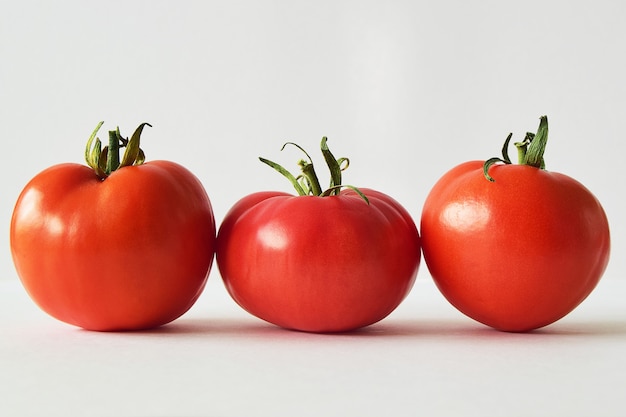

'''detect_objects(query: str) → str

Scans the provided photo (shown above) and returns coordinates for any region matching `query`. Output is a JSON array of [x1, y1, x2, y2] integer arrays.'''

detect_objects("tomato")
[[216, 139, 421, 333], [420, 116, 610, 332], [10, 122, 215, 331]]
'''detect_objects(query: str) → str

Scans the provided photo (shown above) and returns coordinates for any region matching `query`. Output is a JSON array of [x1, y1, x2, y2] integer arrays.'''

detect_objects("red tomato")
[[216, 138, 421, 333], [420, 117, 610, 332], [217, 188, 420, 332], [10, 123, 215, 331]]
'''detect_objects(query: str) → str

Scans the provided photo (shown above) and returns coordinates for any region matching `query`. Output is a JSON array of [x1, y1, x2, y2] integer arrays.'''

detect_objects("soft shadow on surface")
[[72, 316, 281, 337], [361, 318, 626, 339], [128, 315, 626, 339], [530, 319, 626, 337]]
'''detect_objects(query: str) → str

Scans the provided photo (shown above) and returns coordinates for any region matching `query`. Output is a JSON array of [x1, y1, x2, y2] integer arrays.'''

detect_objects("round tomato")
[[420, 116, 610, 332], [10, 122, 216, 331], [216, 139, 421, 333]]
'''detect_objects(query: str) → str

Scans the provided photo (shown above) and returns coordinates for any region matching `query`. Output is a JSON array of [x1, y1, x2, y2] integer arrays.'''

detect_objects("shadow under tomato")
[[123, 315, 626, 340], [134, 316, 474, 338], [530, 319, 626, 337], [367, 317, 626, 339]]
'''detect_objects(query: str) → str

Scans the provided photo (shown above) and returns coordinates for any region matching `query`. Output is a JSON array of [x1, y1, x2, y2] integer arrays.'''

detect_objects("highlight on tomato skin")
[[216, 137, 422, 333], [9, 122, 217, 331], [420, 116, 611, 332]]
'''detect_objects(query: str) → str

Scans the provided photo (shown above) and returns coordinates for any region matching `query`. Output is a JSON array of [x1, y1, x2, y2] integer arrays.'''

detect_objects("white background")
[[1, 1, 625, 416]]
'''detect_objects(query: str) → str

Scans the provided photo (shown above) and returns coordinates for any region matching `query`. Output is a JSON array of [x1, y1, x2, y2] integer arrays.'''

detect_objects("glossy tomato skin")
[[421, 161, 610, 332], [216, 188, 421, 333], [10, 161, 216, 331]]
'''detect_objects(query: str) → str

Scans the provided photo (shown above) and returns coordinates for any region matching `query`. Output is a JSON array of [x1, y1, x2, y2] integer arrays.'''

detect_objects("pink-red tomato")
[[216, 188, 421, 333], [420, 161, 610, 332], [11, 153, 215, 331]]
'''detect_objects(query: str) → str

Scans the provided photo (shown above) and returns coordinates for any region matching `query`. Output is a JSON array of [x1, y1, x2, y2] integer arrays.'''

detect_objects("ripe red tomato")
[[216, 139, 421, 333], [10, 123, 215, 331], [420, 116, 610, 332]]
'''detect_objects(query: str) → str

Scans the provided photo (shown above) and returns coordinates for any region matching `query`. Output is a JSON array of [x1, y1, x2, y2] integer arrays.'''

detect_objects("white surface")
[[2, 274, 625, 417]]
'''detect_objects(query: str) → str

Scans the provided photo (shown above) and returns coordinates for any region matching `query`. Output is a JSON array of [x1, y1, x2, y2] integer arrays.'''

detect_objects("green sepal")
[[85, 121, 106, 178], [483, 132, 513, 182], [260, 137, 368, 203], [106, 129, 121, 175], [522, 115, 548, 168], [321, 136, 342, 195], [483, 157, 505, 182], [259, 157, 308, 196], [84, 121, 150, 179], [98, 145, 109, 177], [120, 123, 151, 168], [320, 184, 370, 205], [482, 116, 549, 182]]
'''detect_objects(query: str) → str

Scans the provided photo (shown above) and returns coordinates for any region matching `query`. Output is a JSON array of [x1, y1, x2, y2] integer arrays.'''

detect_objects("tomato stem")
[[299, 159, 323, 195], [85, 122, 151, 179], [259, 138, 369, 204], [106, 129, 121, 175], [483, 115, 549, 182], [515, 136, 529, 163], [321, 137, 342, 196]]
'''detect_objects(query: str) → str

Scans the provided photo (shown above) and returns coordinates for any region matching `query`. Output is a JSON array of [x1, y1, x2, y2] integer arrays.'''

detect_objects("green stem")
[[482, 115, 549, 182], [516, 141, 527, 164], [84, 122, 149, 179], [259, 157, 307, 195], [106, 129, 121, 175], [260, 137, 369, 204], [321, 136, 342, 195], [299, 160, 323, 195]]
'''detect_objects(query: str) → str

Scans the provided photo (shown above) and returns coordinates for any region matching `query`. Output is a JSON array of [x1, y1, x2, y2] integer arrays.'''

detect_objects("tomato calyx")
[[483, 115, 549, 182], [259, 137, 369, 204], [85, 121, 152, 179]]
